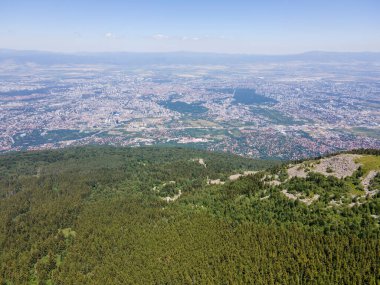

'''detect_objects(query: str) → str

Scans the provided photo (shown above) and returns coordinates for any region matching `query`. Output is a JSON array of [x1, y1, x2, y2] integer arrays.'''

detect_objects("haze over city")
[[1, 0, 380, 54]]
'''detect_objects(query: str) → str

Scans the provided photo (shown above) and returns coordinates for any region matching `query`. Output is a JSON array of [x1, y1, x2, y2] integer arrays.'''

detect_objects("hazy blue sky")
[[1, 0, 379, 54]]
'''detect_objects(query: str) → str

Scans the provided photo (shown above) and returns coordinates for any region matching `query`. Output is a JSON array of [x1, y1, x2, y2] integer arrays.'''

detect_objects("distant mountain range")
[[1, 49, 380, 65]]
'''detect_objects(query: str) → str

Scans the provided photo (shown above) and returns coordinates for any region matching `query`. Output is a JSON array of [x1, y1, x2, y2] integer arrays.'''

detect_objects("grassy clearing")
[[350, 127, 380, 139], [186, 119, 220, 128], [60, 228, 76, 238], [349, 187, 365, 196], [356, 155, 380, 174]]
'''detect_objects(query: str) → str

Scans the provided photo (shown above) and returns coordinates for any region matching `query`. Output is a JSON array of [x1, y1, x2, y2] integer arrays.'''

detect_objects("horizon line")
[[1, 48, 380, 57]]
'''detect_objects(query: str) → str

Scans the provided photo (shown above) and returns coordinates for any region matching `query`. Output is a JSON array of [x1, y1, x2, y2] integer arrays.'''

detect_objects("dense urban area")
[[1, 55, 379, 159]]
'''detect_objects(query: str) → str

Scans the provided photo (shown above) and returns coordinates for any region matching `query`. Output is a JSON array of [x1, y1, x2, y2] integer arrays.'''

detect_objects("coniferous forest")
[[0, 146, 379, 284]]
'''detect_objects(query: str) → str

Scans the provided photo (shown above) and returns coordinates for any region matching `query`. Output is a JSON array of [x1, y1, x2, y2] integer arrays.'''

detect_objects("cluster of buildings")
[[0, 62, 379, 159]]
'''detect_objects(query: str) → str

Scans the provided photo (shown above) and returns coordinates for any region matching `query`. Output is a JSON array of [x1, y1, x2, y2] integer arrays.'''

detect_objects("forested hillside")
[[0, 146, 379, 284]]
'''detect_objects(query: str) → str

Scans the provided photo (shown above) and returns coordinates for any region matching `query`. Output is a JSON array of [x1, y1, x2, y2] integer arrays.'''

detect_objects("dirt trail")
[[287, 165, 307, 179], [281, 189, 320, 205], [162, 190, 182, 202], [229, 171, 258, 181], [207, 179, 225, 185], [361, 170, 379, 197]]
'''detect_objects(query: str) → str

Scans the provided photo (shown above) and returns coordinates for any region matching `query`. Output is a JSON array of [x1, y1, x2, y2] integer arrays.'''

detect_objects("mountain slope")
[[0, 147, 378, 284]]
